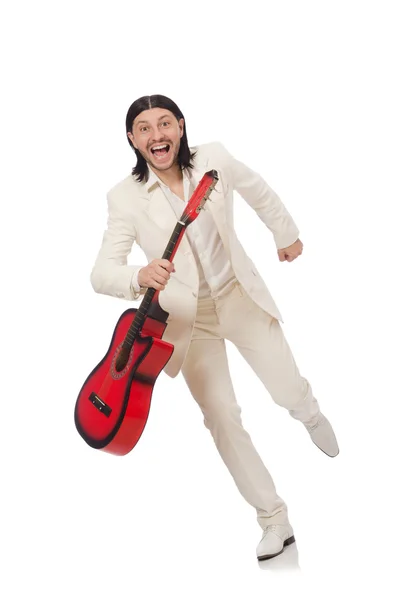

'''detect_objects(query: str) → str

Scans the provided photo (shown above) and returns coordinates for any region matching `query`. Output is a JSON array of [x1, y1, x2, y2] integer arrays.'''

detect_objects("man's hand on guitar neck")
[[137, 259, 175, 291]]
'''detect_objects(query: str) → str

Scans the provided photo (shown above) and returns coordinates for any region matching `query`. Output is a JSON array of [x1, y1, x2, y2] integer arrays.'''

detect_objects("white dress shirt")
[[131, 165, 237, 299]]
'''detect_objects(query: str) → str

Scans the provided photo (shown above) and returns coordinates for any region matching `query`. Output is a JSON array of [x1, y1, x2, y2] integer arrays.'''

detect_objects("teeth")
[[152, 144, 168, 151]]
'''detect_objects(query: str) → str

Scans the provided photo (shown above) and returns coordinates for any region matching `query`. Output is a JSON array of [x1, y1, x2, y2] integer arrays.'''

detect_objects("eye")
[[140, 126, 149, 132], [161, 121, 170, 127]]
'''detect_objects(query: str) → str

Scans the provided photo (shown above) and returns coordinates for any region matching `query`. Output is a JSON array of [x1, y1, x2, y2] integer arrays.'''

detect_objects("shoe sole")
[[257, 535, 295, 561]]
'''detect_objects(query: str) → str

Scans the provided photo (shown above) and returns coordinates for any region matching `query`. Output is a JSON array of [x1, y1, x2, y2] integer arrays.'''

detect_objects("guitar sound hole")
[[115, 346, 130, 372]]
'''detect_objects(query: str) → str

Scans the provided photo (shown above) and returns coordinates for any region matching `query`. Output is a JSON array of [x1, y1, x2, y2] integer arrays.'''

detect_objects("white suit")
[[90, 141, 320, 528]]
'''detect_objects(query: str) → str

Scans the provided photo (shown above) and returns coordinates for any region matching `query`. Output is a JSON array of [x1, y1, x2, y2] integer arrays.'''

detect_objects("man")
[[90, 94, 339, 561]]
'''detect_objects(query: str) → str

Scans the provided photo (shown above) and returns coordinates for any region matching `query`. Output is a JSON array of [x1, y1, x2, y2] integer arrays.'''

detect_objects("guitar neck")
[[123, 219, 187, 347]]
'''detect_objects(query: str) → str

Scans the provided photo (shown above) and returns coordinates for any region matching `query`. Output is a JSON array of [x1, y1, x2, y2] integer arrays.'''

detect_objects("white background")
[[1, 0, 396, 598]]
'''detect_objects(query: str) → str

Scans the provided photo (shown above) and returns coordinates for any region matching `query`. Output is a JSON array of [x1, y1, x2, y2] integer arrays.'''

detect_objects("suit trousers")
[[181, 280, 320, 529]]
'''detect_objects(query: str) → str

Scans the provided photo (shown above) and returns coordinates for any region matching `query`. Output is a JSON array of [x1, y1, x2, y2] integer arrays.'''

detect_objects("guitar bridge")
[[89, 392, 112, 417]]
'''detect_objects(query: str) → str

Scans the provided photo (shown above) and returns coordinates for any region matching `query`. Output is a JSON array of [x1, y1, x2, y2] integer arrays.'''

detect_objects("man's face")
[[128, 108, 184, 173]]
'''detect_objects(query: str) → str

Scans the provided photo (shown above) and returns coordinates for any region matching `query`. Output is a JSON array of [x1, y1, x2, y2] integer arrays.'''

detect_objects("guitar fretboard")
[[123, 220, 186, 349]]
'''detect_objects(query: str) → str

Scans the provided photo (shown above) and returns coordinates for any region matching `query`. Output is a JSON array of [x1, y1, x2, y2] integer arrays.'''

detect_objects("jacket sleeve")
[[90, 191, 147, 300], [217, 142, 300, 249]]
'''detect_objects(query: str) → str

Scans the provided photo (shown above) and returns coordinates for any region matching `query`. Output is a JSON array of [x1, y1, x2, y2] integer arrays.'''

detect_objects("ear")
[[127, 131, 137, 149], [178, 117, 184, 138]]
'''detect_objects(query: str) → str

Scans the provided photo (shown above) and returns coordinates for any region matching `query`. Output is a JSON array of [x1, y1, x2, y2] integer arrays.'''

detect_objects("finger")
[[158, 259, 175, 272], [150, 279, 166, 290], [155, 267, 170, 280], [151, 271, 168, 285]]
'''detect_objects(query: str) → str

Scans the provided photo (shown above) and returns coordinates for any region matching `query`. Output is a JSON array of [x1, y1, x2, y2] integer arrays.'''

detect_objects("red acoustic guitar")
[[74, 169, 219, 456]]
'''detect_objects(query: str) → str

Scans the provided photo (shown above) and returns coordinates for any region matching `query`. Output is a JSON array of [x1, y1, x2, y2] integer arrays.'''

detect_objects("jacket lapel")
[[142, 180, 193, 258], [144, 185, 179, 233]]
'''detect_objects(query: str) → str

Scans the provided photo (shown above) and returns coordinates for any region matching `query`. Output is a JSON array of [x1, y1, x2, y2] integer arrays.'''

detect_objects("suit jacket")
[[90, 141, 300, 378]]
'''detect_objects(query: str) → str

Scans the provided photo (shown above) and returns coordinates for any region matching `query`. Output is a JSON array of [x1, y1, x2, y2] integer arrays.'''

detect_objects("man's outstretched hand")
[[277, 238, 303, 262]]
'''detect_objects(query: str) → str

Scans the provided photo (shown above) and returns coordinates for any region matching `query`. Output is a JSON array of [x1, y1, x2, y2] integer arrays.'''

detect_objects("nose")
[[150, 127, 167, 144]]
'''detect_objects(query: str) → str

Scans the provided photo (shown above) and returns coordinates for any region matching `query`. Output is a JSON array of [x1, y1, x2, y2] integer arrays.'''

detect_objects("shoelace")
[[261, 525, 287, 541]]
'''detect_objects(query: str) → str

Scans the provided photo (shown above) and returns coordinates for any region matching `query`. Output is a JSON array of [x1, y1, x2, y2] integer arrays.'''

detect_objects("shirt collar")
[[145, 165, 159, 192], [145, 164, 192, 192]]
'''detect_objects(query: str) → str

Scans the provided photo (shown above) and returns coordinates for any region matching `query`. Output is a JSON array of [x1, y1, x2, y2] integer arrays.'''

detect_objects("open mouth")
[[150, 144, 170, 158]]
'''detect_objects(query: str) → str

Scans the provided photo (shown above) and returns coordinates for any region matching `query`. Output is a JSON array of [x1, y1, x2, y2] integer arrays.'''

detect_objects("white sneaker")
[[305, 413, 339, 457], [256, 524, 295, 561]]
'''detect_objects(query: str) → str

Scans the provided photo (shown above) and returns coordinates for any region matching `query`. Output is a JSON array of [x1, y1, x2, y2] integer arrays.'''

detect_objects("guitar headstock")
[[180, 169, 219, 226]]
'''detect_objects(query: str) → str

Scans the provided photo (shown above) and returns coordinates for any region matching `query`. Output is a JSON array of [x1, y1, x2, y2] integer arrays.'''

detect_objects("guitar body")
[[74, 308, 174, 456]]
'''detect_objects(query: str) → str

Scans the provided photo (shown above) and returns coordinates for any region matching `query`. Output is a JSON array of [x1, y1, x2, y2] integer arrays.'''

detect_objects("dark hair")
[[125, 94, 197, 183]]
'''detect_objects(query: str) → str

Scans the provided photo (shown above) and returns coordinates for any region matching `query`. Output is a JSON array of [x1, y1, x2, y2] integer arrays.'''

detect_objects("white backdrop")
[[1, 1, 396, 598]]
